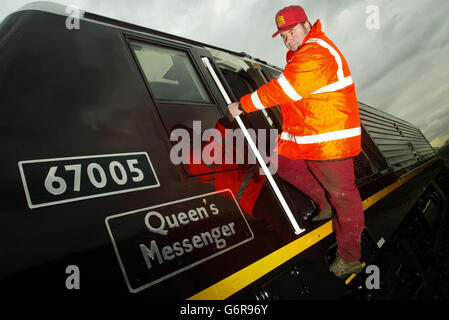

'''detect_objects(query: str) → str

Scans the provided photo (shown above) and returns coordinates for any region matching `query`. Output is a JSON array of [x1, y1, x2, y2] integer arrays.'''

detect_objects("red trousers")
[[277, 155, 365, 261]]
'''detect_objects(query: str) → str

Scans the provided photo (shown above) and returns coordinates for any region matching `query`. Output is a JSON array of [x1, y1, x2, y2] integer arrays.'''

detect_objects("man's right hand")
[[227, 102, 243, 118]]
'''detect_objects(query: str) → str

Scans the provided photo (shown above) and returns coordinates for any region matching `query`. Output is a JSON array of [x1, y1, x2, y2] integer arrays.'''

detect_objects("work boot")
[[311, 208, 333, 222], [329, 256, 363, 279]]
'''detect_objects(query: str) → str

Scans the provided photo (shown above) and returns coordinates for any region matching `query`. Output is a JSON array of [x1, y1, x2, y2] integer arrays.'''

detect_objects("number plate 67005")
[[18, 152, 160, 209]]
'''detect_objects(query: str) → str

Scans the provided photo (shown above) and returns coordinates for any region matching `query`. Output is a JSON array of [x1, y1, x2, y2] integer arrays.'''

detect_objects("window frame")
[[125, 35, 218, 108]]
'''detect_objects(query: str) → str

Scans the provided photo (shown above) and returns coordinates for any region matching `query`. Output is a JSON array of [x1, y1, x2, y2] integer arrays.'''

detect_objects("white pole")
[[202, 57, 304, 235]]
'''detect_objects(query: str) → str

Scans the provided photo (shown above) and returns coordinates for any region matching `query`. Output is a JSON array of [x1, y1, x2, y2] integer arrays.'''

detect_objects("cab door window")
[[205, 47, 259, 100], [130, 41, 211, 104]]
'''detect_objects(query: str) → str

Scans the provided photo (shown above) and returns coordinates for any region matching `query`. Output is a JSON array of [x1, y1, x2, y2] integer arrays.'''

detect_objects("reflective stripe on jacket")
[[240, 20, 361, 160]]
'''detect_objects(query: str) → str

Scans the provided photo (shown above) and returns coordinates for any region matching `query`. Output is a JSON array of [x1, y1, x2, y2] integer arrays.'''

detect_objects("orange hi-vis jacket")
[[240, 20, 361, 161]]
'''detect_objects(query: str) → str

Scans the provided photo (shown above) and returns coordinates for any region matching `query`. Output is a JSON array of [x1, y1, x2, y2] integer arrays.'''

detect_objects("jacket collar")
[[286, 19, 323, 63], [301, 19, 323, 47]]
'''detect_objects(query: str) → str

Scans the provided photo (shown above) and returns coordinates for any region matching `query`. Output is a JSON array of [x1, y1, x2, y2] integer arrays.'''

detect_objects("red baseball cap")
[[272, 5, 308, 38]]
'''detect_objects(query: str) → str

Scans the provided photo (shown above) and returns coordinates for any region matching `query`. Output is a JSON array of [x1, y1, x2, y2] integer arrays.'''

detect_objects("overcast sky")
[[1, 0, 448, 147]]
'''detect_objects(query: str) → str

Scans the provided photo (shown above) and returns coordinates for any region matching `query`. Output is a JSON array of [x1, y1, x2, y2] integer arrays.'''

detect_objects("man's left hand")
[[228, 102, 243, 118]]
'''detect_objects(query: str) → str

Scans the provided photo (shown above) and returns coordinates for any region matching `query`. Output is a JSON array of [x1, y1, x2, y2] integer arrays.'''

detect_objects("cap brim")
[[271, 23, 298, 38], [272, 30, 280, 38]]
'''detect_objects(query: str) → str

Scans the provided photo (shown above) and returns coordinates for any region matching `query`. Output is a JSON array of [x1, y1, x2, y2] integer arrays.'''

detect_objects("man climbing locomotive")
[[228, 5, 364, 278]]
